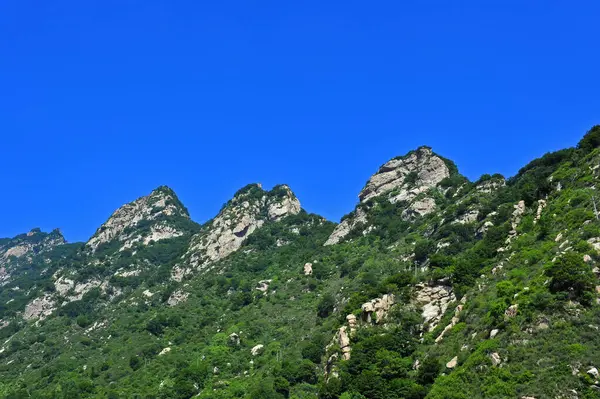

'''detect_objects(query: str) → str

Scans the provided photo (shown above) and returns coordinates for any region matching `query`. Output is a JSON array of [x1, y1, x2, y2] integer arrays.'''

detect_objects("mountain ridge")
[[1, 125, 600, 398]]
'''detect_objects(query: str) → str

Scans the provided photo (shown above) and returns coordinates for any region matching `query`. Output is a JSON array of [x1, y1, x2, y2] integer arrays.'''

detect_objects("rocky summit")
[[2, 126, 600, 399]]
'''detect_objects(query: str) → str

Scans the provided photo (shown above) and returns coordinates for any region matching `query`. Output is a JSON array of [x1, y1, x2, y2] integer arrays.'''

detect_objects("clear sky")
[[1, 1, 599, 242]]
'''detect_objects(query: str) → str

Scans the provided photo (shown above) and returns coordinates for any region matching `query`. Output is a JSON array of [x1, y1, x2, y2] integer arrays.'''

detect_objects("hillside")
[[1, 126, 600, 399]]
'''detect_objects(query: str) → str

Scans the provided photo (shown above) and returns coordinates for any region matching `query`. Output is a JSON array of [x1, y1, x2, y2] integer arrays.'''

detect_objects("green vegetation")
[[1, 127, 600, 398]]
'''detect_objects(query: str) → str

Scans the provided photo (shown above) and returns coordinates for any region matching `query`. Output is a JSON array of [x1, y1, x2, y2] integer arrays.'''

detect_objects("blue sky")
[[1, 1, 599, 242]]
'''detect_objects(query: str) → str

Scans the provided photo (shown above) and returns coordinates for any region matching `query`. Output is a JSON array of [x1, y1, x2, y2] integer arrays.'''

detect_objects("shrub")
[[546, 252, 595, 304]]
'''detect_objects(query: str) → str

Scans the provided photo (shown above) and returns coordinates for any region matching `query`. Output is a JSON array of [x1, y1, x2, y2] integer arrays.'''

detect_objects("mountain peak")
[[0, 228, 65, 285], [86, 186, 190, 251], [325, 147, 459, 246], [359, 146, 455, 203], [177, 183, 301, 278]]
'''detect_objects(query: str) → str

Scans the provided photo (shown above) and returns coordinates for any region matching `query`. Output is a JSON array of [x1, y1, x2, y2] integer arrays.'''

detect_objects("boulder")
[[346, 314, 358, 332], [490, 352, 501, 366], [251, 344, 264, 356], [256, 280, 272, 293], [446, 356, 458, 369], [303, 263, 313, 276], [158, 347, 171, 356]]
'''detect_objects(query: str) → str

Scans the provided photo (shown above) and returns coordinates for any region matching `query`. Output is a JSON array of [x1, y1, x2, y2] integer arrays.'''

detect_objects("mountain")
[[1, 126, 600, 399]]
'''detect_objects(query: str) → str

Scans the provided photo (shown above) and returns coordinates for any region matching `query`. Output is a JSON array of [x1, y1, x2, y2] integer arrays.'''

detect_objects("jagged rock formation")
[[324, 208, 368, 246], [23, 294, 56, 321], [435, 297, 467, 343], [325, 147, 452, 245], [86, 186, 190, 252], [359, 147, 451, 203], [401, 197, 437, 220], [329, 294, 396, 364], [167, 290, 189, 306], [177, 184, 301, 278], [361, 294, 395, 323], [5, 126, 600, 398], [414, 281, 456, 331], [0, 228, 65, 285]]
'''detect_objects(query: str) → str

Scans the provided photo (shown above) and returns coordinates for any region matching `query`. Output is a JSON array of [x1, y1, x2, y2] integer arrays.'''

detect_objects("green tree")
[[546, 252, 595, 304]]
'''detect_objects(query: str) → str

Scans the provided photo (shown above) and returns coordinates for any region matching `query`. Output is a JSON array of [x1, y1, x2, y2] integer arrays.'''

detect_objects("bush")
[[317, 294, 335, 318], [546, 252, 595, 304]]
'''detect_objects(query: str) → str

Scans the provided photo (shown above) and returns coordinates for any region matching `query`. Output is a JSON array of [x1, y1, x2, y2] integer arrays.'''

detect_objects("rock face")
[[324, 208, 368, 246], [325, 147, 452, 245], [180, 184, 301, 276], [401, 197, 437, 220], [361, 294, 395, 324], [0, 229, 65, 285], [435, 299, 466, 343], [167, 290, 189, 306], [360, 147, 451, 203], [86, 186, 190, 252], [414, 281, 456, 331], [338, 326, 352, 360], [24, 294, 56, 321]]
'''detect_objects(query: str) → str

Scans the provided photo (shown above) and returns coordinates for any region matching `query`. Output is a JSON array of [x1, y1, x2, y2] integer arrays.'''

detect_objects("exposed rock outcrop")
[[86, 186, 190, 252], [338, 326, 352, 360], [303, 263, 313, 276], [454, 209, 479, 224], [360, 147, 451, 203], [414, 281, 456, 331], [401, 197, 437, 220], [476, 177, 506, 193], [361, 294, 395, 324], [325, 147, 452, 245], [251, 344, 264, 356], [167, 290, 189, 306], [435, 298, 466, 343], [0, 229, 65, 285], [181, 184, 301, 275], [324, 208, 368, 246], [24, 294, 57, 321]]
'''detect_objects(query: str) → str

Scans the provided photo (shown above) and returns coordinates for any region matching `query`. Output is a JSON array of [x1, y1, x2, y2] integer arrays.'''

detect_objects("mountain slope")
[[1, 126, 600, 399]]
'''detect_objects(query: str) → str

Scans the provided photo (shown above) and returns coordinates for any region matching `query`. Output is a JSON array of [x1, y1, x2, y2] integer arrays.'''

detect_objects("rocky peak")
[[359, 146, 452, 203], [177, 184, 301, 278], [0, 228, 65, 263], [0, 228, 65, 285], [325, 147, 455, 245], [86, 186, 190, 251]]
